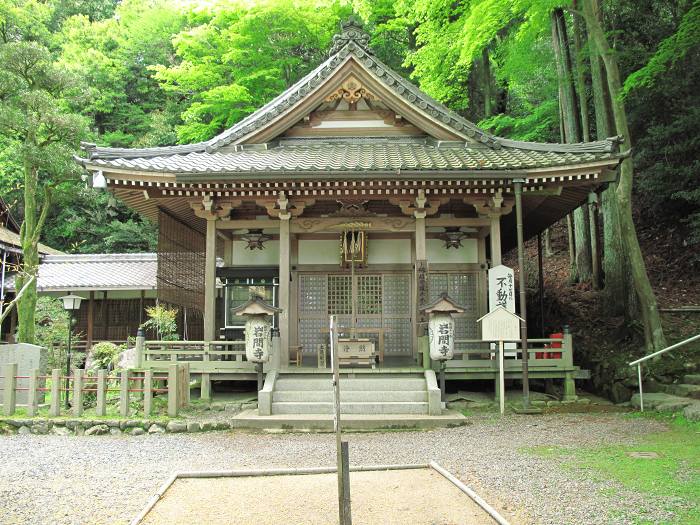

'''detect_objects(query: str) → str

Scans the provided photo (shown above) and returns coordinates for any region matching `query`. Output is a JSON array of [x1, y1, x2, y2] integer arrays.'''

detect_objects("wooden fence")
[[0, 363, 189, 419], [137, 340, 254, 372]]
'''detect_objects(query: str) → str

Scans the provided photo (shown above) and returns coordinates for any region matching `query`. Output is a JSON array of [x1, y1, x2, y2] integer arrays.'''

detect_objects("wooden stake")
[[499, 340, 505, 415]]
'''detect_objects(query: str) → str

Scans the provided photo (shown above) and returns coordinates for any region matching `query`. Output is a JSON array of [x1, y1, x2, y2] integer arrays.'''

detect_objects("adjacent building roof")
[[0, 226, 63, 256], [6, 253, 157, 292]]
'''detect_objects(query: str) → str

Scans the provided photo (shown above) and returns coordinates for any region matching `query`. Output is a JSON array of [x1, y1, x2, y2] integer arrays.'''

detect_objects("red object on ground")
[[536, 343, 550, 359], [549, 332, 563, 359]]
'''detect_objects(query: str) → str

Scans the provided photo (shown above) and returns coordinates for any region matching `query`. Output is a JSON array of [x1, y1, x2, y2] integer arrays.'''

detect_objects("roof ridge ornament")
[[329, 16, 372, 56]]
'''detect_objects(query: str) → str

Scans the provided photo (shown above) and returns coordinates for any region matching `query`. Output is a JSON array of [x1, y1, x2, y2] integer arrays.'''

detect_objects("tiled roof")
[[77, 20, 624, 169], [5, 253, 157, 292], [0, 226, 63, 255], [86, 138, 619, 176]]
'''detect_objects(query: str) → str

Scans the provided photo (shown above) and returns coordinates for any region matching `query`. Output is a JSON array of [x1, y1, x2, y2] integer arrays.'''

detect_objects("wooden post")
[[139, 290, 145, 324], [279, 212, 291, 366], [96, 369, 106, 416], [168, 363, 178, 417], [183, 362, 190, 406], [143, 370, 153, 417], [513, 180, 530, 408], [87, 291, 95, 350], [331, 315, 351, 525], [120, 370, 129, 417], [204, 216, 218, 342], [498, 340, 505, 415], [72, 368, 83, 417], [49, 369, 60, 417], [201, 342, 211, 401], [27, 368, 39, 417], [2, 363, 17, 416], [490, 214, 502, 266]]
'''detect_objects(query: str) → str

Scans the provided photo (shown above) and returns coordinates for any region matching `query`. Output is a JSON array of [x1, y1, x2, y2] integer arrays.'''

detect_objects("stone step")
[[272, 390, 428, 403], [271, 401, 429, 415], [630, 392, 694, 410], [682, 374, 700, 386], [666, 383, 700, 399], [274, 377, 427, 392]]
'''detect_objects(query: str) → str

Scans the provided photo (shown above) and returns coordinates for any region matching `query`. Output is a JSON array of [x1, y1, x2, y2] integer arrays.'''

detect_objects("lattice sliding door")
[[428, 273, 480, 340], [297, 272, 413, 355]]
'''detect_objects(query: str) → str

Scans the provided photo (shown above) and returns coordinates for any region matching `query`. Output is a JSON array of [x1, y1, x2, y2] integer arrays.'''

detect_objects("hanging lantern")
[[421, 293, 466, 361], [440, 227, 466, 249], [241, 229, 272, 250], [231, 297, 281, 364]]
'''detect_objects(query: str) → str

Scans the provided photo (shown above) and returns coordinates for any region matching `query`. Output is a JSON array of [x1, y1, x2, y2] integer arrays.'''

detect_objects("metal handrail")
[[629, 333, 700, 412]]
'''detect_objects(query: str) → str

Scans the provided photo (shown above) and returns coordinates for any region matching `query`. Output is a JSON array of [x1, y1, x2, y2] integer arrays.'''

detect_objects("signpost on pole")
[[478, 307, 523, 415], [330, 315, 351, 525]]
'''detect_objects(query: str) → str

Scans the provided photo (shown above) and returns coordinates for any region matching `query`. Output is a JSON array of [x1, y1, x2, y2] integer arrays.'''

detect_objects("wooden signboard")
[[488, 265, 515, 313], [478, 307, 524, 415]]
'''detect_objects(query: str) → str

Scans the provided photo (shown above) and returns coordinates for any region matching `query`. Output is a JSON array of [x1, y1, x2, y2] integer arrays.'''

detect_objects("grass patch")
[[526, 414, 700, 524]]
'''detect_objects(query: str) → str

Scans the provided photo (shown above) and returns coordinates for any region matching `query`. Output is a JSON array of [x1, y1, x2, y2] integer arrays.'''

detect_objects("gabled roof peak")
[[330, 17, 373, 56]]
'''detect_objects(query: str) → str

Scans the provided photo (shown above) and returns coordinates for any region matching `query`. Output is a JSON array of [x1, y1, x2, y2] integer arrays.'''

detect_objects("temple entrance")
[[297, 271, 414, 367]]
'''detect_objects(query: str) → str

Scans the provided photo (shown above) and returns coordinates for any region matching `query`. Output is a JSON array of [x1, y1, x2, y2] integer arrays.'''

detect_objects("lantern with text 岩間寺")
[[421, 293, 466, 362], [231, 297, 281, 364]]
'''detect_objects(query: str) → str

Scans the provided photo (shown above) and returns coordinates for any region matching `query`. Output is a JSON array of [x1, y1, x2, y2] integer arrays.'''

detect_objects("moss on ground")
[[525, 414, 700, 524]]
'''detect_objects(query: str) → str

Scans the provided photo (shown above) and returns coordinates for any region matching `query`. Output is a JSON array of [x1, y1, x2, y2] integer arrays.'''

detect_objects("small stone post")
[[27, 368, 39, 417], [2, 363, 17, 416], [49, 369, 61, 417], [134, 328, 145, 368], [120, 370, 129, 417], [143, 370, 153, 417], [167, 363, 179, 417], [96, 369, 106, 416], [72, 368, 83, 417]]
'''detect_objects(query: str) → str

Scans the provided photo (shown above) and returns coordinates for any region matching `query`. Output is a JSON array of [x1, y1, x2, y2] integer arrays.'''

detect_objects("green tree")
[[0, 38, 89, 343]]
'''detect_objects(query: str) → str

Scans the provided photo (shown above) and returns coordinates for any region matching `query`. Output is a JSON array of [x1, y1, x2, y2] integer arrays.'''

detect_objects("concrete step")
[[271, 401, 429, 415], [275, 377, 427, 392], [683, 374, 700, 385], [666, 383, 700, 399], [272, 390, 428, 403]]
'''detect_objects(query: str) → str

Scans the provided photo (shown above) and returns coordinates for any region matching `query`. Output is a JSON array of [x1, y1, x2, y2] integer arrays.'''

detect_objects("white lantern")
[[428, 313, 455, 361], [421, 293, 465, 362], [244, 316, 271, 363], [231, 296, 281, 365], [59, 294, 83, 311]]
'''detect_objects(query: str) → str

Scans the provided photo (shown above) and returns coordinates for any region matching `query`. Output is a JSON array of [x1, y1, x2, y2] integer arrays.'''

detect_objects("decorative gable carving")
[[324, 76, 376, 105]]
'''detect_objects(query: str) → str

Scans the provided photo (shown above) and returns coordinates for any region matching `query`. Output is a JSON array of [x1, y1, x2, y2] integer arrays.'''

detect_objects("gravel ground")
[[0, 413, 673, 525]]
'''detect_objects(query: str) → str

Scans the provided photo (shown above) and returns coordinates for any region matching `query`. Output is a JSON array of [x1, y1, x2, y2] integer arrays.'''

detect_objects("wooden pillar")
[[279, 212, 291, 365], [223, 238, 233, 266], [139, 290, 145, 325], [514, 179, 530, 408], [86, 291, 94, 349], [490, 214, 502, 266], [102, 291, 108, 341], [204, 216, 217, 341], [414, 205, 428, 345]]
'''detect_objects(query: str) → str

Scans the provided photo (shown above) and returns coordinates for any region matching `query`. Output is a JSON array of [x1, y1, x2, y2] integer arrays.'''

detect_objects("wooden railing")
[[443, 333, 574, 371], [138, 340, 254, 372]]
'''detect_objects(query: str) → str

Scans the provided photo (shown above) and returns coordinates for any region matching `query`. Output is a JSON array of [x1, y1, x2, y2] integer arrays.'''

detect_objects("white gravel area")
[[0, 413, 672, 525]]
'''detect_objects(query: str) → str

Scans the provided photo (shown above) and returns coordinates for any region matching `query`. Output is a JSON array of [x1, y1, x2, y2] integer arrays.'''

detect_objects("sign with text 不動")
[[488, 265, 515, 313]]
